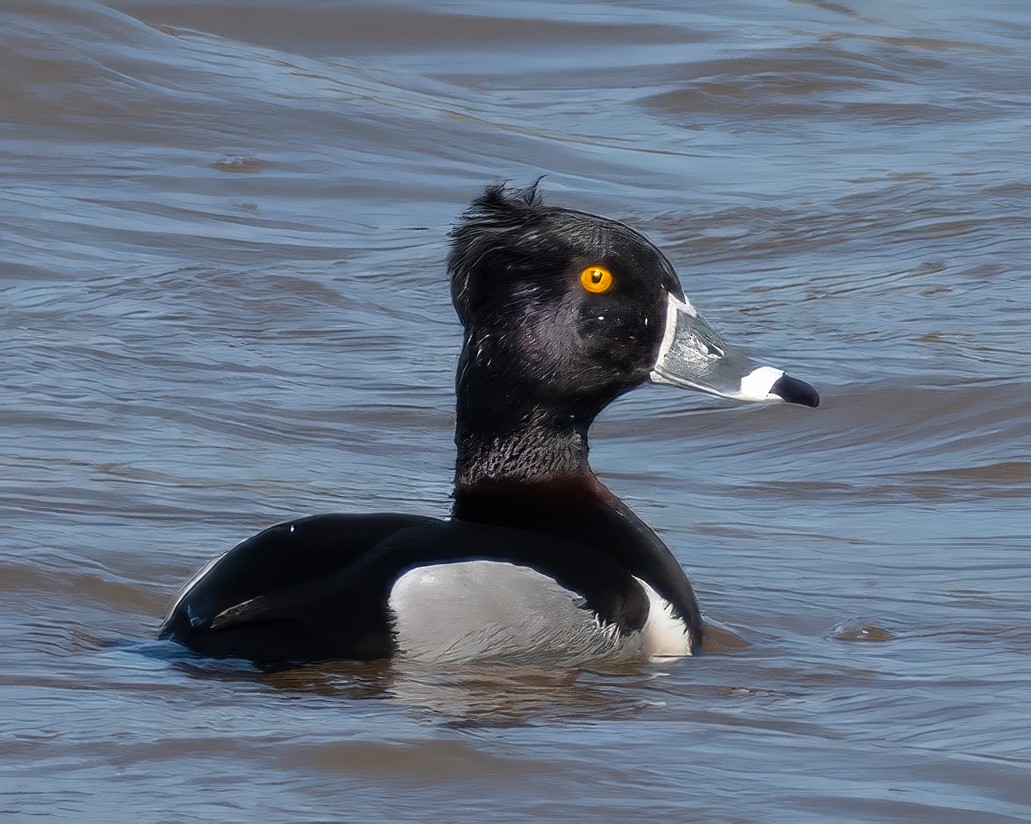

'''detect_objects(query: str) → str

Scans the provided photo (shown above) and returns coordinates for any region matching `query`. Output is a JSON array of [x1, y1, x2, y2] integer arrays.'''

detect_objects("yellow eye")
[[580, 265, 614, 294]]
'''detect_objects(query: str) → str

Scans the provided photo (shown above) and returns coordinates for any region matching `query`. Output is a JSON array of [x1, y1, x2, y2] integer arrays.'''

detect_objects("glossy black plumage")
[[160, 181, 817, 666], [160, 512, 654, 663]]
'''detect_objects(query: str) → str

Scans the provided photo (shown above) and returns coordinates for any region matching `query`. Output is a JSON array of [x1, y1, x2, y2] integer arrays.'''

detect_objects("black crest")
[[448, 180, 573, 328]]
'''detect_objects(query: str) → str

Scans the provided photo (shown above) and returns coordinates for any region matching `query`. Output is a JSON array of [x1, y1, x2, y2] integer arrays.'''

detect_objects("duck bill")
[[649, 294, 819, 407]]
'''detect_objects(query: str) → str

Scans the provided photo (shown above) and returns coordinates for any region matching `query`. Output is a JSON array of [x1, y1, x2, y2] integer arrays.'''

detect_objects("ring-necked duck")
[[160, 182, 818, 667]]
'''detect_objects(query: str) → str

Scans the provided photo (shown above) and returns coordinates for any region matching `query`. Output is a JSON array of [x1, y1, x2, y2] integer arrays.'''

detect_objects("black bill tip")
[[770, 374, 820, 408]]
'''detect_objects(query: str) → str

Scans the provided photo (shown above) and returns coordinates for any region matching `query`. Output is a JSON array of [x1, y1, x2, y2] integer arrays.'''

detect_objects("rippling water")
[[2, 1, 1030, 821]]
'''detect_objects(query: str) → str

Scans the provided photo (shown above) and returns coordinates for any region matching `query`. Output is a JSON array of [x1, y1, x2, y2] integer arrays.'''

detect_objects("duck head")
[[449, 182, 817, 434]]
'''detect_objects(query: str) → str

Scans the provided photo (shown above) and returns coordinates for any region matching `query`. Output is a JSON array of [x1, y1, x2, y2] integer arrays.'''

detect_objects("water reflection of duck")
[[160, 182, 818, 667]]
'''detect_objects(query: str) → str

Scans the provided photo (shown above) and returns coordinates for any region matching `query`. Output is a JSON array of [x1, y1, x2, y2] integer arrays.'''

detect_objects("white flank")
[[388, 561, 693, 666]]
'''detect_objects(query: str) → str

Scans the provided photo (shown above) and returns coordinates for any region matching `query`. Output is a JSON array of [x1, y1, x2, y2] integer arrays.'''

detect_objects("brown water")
[[2, 0, 1030, 820]]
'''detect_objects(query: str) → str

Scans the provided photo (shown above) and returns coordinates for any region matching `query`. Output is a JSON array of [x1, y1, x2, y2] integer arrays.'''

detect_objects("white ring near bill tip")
[[739, 365, 785, 401]]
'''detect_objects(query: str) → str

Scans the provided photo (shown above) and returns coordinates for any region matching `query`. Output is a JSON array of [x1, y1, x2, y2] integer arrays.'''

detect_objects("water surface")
[[2, 1, 1029, 821]]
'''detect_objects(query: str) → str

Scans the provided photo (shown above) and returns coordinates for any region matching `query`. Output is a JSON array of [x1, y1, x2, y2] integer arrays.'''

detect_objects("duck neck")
[[454, 403, 593, 490], [451, 401, 615, 535], [451, 336, 600, 492]]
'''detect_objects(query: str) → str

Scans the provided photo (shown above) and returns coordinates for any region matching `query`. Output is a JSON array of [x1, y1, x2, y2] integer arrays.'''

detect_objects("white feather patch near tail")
[[635, 578, 693, 659]]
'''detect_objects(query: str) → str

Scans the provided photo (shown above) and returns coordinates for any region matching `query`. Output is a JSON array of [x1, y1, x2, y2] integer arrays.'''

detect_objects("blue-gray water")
[[2, 1, 1029, 821]]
